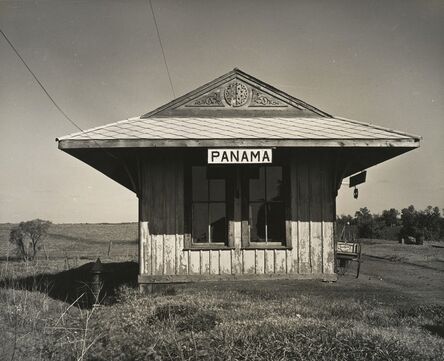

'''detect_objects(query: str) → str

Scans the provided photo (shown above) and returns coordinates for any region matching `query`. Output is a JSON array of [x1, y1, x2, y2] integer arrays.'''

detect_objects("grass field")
[[0, 223, 443, 360]]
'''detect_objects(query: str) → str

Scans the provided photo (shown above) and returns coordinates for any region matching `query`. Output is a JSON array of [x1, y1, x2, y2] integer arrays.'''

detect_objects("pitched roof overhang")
[[57, 69, 420, 193]]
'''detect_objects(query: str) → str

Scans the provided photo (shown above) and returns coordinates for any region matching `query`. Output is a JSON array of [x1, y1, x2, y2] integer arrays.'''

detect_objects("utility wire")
[[148, 0, 176, 99], [0, 29, 84, 133], [0, 29, 140, 191]]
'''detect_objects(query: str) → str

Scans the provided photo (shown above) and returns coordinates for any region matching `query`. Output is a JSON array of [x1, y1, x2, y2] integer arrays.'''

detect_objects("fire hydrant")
[[90, 258, 104, 306]]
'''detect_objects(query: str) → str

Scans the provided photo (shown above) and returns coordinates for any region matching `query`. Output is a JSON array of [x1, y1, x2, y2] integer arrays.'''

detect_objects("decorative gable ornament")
[[186, 91, 224, 107], [250, 88, 287, 107], [143, 68, 335, 117], [184, 79, 289, 109], [224, 82, 249, 107]]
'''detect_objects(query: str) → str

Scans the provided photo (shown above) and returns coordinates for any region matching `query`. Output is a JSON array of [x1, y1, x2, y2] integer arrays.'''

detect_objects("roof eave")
[[58, 137, 420, 150]]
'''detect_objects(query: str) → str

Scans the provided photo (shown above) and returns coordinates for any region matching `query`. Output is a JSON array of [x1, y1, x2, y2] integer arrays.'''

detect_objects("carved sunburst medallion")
[[224, 82, 249, 107]]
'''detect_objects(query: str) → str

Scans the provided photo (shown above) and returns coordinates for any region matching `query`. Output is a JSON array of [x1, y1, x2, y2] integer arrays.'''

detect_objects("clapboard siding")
[[138, 149, 337, 281]]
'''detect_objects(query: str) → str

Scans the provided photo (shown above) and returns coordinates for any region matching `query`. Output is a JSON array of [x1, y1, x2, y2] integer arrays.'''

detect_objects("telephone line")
[[0, 29, 84, 133], [148, 0, 176, 99]]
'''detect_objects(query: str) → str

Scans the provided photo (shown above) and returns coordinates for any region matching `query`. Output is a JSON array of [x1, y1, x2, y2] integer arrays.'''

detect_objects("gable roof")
[[57, 68, 420, 149], [140, 68, 331, 118], [57, 115, 419, 149]]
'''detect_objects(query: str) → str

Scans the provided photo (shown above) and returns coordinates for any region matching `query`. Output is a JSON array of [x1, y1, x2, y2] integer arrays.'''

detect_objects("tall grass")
[[2, 281, 441, 361]]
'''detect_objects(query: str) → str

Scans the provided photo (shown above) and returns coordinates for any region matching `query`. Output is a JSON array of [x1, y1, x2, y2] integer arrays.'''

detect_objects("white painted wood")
[[163, 235, 176, 275], [243, 250, 256, 274], [298, 221, 311, 273], [310, 221, 323, 274], [210, 250, 220, 275], [323, 222, 335, 274], [189, 251, 201, 275], [232, 249, 242, 274], [176, 235, 188, 275], [288, 221, 299, 273], [255, 250, 265, 274], [219, 251, 231, 274], [201, 250, 210, 275], [264, 250, 274, 274], [153, 235, 164, 275], [275, 250, 287, 273], [139, 222, 150, 275]]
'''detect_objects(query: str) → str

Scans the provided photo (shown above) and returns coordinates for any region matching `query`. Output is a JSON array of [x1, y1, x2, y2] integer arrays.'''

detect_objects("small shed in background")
[[57, 69, 420, 287]]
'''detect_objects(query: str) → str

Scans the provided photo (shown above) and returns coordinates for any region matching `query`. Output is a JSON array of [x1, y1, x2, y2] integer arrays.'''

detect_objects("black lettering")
[[221, 151, 229, 162], [262, 151, 271, 163], [211, 151, 220, 162], [231, 150, 239, 162], [241, 151, 249, 162], [251, 151, 260, 162]]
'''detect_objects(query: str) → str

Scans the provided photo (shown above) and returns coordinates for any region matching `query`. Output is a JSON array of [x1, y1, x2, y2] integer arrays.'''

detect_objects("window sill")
[[242, 244, 292, 250], [183, 244, 235, 251]]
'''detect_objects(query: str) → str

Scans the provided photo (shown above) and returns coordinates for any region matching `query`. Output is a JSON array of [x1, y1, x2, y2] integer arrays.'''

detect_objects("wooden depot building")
[[57, 69, 420, 287]]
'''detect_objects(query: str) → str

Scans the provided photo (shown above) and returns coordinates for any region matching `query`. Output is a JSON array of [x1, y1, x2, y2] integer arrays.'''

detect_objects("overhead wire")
[[148, 0, 176, 99], [1, 28, 139, 192], [0, 29, 84, 133]]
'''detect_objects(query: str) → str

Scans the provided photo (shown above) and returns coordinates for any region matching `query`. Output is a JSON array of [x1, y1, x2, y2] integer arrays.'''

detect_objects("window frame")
[[184, 163, 235, 250], [241, 165, 291, 249]]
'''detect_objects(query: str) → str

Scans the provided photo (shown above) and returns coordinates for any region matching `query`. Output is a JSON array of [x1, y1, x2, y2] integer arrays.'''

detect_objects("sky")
[[0, 0, 443, 223]]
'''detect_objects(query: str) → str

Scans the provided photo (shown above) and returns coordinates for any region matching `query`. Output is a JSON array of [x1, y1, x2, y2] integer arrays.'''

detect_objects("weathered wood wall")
[[138, 149, 337, 283]]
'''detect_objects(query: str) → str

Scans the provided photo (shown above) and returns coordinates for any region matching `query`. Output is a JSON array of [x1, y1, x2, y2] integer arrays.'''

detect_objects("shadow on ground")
[[0, 261, 138, 308], [423, 324, 444, 338]]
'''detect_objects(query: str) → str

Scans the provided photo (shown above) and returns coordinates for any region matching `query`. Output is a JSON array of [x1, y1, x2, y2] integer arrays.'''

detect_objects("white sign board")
[[208, 149, 272, 164]]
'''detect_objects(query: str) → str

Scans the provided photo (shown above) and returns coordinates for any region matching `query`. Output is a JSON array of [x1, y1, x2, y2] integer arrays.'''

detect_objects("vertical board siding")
[[310, 161, 324, 274], [288, 163, 299, 274], [255, 250, 265, 274], [163, 235, 176, 275], [210, 250, 220, 275], [232, 249, 242, 274], [243, 250, 256, 274], [322, 162, 335, 274], [139, 221, 148, 275], [189, 251, 201, 275], [289, 221, 299, 273], [322, 222, 335, 274], [264, 250, 275, 274], [139, 150, 336, 279], [176, 235, 188, 275], [153, 235, 164, 275], [275, 250, 287, 273], [201, 251, 210, 274], [219, 251, 232, 274], [297, 160, 312, 274]]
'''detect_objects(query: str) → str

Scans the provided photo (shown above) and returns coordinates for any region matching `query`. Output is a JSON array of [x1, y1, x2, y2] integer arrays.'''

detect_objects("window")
[[189, 166, 229, 244], [243, 166, 287, 245], [184, 161, 288, 249]]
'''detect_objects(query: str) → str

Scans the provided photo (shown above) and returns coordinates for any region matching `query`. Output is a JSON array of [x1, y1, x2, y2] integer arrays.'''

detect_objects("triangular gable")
[[141, 68, 331, 118]]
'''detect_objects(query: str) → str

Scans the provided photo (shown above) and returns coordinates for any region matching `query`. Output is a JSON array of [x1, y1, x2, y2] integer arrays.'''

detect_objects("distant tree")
[[381, 208, 400, 227], [417, 206, 441, 241], [9, 219, 52, 261], [355, 207, 374, 238], [399, 205, 442, 242]]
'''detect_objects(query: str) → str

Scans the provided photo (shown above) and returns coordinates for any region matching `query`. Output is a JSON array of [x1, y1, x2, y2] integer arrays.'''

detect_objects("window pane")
[[209, 179, 225, 201], [192, 166, 208, 201], [210, 203, 226, 243], [249, 167, 265, 201], [267, 203, 285, 242], [192, 203, 208, 243], [267, 167, 283, 201], [250, 203, 266, 241]]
